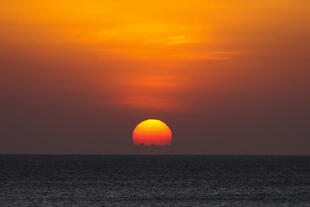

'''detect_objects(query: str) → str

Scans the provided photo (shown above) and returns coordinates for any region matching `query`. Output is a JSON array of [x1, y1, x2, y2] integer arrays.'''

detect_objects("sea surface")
[[0, 155, 309, 207]]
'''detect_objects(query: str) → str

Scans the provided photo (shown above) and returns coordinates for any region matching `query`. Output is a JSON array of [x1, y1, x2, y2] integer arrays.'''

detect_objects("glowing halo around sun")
[[133, 119, 172, 146]]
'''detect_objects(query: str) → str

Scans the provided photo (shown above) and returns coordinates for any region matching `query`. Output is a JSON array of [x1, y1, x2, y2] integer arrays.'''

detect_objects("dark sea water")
[[0, 155, 309, 207]]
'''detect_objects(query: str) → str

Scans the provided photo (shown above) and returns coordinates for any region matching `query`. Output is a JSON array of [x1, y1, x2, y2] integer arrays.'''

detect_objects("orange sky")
[[1, 0, 309, 112], [0, 0, 309, 153]]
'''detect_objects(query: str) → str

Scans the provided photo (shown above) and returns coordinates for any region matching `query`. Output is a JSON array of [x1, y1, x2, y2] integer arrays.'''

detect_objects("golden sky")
[[1, 0, 309, 112], [0, 0, 310, 154]]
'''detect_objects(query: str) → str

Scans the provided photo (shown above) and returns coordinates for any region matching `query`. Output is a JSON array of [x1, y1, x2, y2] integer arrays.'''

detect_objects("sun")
[[133, 119, 172, 146]]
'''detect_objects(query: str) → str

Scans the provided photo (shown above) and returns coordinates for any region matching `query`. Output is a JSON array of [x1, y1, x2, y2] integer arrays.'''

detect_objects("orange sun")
[[133, 119, 172, 146]]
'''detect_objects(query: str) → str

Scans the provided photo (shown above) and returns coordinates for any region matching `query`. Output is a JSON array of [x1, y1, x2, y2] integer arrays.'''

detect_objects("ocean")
[[0, 155, 309, 207]]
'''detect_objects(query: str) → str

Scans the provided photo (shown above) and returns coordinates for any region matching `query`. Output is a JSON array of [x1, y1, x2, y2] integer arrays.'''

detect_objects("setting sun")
[[133, 119, 172, 146]]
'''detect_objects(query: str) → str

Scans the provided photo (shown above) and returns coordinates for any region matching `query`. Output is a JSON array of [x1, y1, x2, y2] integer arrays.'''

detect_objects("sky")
[[0, 0, 309, 154]]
